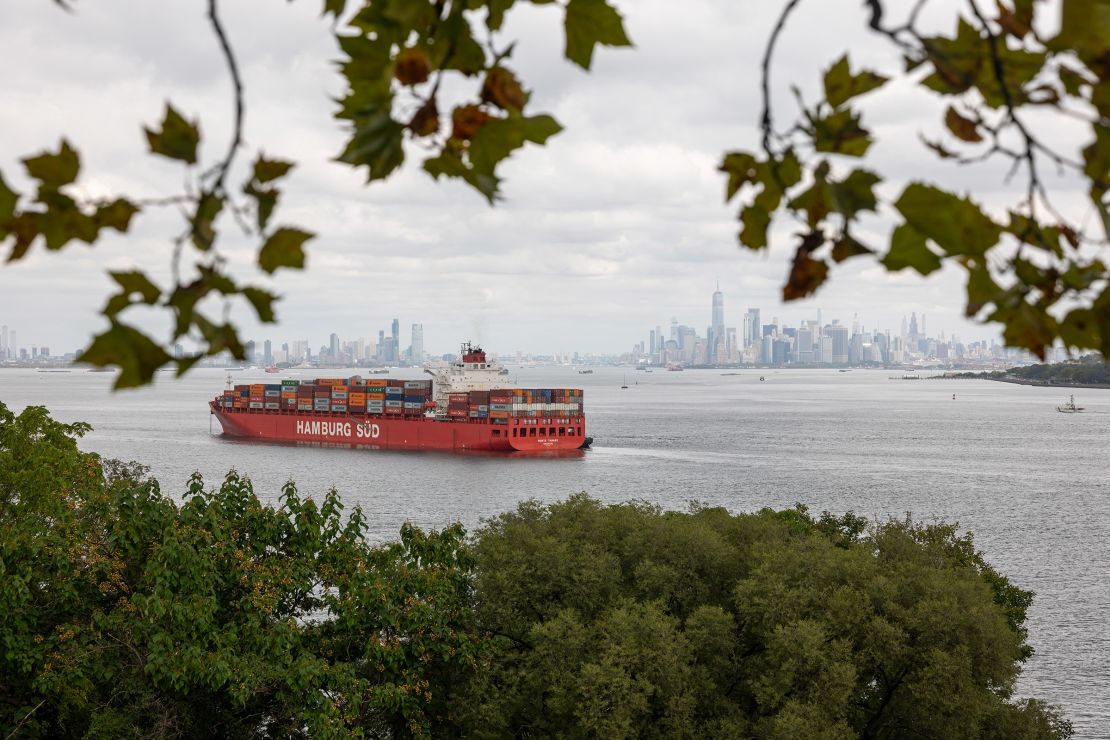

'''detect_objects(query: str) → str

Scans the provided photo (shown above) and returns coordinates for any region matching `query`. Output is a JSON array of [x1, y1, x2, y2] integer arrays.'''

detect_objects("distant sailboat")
[[621, 375, 629, 389], [1057, 395, 1085, 413]]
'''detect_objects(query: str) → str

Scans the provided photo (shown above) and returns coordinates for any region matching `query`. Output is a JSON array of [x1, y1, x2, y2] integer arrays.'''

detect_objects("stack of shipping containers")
[[222, 379, 580, 423]]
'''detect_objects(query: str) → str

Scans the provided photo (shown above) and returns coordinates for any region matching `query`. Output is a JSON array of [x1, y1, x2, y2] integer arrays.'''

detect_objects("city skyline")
[[1, 281, 1017, 366]]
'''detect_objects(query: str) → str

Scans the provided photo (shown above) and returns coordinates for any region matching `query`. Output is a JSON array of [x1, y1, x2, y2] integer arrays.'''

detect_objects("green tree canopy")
[[461, 494, 1071, 738]]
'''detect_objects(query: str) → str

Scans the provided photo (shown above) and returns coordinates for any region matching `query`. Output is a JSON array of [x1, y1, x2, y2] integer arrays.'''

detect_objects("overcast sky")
[[0, 0, 1086, 356]]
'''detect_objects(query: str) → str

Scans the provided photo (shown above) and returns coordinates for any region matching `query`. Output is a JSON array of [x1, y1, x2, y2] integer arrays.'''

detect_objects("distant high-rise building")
[[391, 319, 400, 363], [174, 343, 184, 359], [744, 309, 760, 349], [245, 340, 256, 364], [648, 329, 656, 355], [909, 312, 919, 343], [9, 330, 15, 360], [796, 327, 814, 363], [826, 324, 849, 364], [709, 283, 725, 364], [411, 323, 424, 365], [329, 333, 339, 359], [377, 330, 386, 362], [263, 339, 272, 366]]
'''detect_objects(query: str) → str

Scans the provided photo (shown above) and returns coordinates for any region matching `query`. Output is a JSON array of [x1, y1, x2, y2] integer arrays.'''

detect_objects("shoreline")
[[983, 376, 1110, 390]]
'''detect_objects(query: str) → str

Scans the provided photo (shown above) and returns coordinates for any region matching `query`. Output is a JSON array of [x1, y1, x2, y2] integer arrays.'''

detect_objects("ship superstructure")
[[423, 342, 508, 413]]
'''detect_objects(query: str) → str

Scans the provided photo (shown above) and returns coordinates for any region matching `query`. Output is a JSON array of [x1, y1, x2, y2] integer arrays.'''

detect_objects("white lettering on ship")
[[295, 420, 380, 439]]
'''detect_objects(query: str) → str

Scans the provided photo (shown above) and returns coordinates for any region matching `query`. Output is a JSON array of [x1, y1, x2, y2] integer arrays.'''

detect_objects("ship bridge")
[[424, 342, 511, 411]]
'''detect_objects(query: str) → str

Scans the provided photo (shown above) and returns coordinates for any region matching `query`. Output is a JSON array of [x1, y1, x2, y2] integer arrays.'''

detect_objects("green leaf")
[[424, 150, 501, 204], [94, 198, 140, 232], [822, 54, 888, 108], [812, 109, 872, 157], [322, 0, 347, 18], [259, 228, 312, 274], [144, 104, 200, 165], [175, 354, 204, 377], [966, 264, 1001, 316], [521, 114, 563, 144], [830, 233, 872, 263], [1058, 65, 1092, 97], [242, 287, 277, 323], [894, 183, 1001, 256], [739, 205, 771, 250], [191, 193, 224, 252], [922, 19, 983, 95], [1049, 0, 1110, 69], [336, 109, 405, 182], [104, 270, 161, 318], [253, 155, 294, 184], [246, 186, 277, 232], [486, 0, 515, 31], [436, 11, 487, 75], [76, 322, 173, 389], [999, 301, 1057, 359], [829, 169, 880, 220], [564, 0, 632, 70], [719, 152, 759, 202], [882, 223, 942, 275], [23, 140, 80, 189], [194, 314, 246, 359], [0, 172, 17, 237]]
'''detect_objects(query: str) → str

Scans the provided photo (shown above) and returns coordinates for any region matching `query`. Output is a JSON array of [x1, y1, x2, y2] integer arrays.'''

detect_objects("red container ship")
[[209, 343, 590, 453]]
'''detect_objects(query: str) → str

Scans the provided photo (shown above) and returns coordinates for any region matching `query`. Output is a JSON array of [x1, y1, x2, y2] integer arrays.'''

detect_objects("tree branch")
[[206, 0, 244, 193], [760, 0, 805, 159]]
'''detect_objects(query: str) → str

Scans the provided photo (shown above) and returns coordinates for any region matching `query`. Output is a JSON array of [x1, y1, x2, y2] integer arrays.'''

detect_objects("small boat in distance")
[[578, 369, 594, 374], [1057, 395, 1085, 413], [621, 375, 629, 389], [265, 367, 280, 374]]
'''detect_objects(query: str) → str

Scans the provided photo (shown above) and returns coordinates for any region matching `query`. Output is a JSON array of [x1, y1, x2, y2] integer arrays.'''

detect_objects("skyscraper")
[[391, 319, 399, 363], [263, 339, 272, 366], [709, 283, 725, 363], [329, 333, 339, 359], [711, 283, 724, 332], [744, 308, 760, 349], [411, 323, 424, 365], [826, 324, 849, 364]]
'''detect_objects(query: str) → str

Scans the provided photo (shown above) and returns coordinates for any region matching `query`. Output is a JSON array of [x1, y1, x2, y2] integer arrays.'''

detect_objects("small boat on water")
[[578, 369, 594, 374], [1057, 395, 1085, 413]]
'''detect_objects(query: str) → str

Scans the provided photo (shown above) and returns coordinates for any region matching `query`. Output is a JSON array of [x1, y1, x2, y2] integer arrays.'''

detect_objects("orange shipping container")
[[366, 392, 385, 401]]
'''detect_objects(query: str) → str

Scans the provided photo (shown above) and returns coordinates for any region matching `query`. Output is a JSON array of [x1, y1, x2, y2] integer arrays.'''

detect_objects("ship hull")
[[210, 403, 587, 453]]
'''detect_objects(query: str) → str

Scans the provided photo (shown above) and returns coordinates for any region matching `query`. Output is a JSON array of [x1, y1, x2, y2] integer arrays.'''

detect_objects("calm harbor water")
[[2, 366, 1108, 736]]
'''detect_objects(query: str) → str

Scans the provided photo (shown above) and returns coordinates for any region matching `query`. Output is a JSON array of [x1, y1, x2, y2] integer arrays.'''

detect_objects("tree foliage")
[[0, 404, 1074, 737], [0, 401, 479, 737], [460, 494, 1071, 738]]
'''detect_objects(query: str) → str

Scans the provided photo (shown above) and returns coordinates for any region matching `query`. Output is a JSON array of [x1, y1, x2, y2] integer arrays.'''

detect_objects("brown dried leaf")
[[944, 106, 983, 143]]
